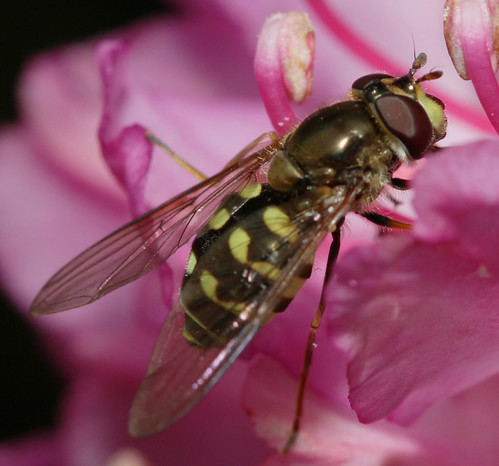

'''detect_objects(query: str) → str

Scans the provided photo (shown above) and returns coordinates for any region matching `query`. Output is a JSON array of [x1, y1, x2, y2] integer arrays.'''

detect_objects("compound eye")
[[375, 94, 433, 159], [352, 73, 391, 91]]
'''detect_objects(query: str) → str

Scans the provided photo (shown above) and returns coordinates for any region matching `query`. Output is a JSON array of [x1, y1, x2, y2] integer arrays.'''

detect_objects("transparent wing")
[[128, 185, 362, 436], [30, 136, 280, 316], [128, 299, 259, 436]]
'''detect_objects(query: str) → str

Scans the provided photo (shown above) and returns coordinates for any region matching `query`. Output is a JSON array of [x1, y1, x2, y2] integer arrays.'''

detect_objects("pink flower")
[[1, 1, 498, 465]]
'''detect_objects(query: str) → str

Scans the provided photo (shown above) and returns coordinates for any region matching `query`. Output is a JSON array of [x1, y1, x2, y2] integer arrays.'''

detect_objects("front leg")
[[390, 177, 411, 190], [359, 211, 412, 231]]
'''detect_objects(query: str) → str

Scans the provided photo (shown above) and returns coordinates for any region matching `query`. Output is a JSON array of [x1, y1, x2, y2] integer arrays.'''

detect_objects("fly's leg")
[[364, 176, 413, 228], [281, 219, 344, 454], [282, 186, 414, 452], [384, 177, 411, 206], [359, 211, 412, 231], [390, 177, 411, 190], [146, 131, 208, 181], [146, 130, 280, 181]]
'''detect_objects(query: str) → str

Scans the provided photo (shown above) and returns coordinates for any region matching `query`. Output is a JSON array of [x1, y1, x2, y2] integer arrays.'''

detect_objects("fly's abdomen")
[[180, 183, 313, 348]]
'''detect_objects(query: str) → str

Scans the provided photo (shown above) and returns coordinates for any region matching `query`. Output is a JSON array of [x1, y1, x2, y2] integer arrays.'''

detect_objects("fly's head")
[[352, 53, 447, 163]]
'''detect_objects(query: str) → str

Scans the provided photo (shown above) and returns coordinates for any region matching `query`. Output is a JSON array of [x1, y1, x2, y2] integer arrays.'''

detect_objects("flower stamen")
[[254, 12, 315, 136], [444, 0, 499, 133]]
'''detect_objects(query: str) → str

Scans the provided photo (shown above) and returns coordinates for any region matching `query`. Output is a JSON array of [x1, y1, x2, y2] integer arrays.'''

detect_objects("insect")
[[30, 53, 447, 452]]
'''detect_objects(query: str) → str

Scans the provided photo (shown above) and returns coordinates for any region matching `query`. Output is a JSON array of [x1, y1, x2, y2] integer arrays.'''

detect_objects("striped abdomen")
[[180, 183, 314, 348]]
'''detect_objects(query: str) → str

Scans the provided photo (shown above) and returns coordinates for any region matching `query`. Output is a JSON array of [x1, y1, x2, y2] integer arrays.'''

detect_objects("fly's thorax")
[[266, 150, 305, 192], [267, 101, 397, 193]]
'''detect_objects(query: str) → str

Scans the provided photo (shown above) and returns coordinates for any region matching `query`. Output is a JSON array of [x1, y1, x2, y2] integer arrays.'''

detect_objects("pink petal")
[[0, 127, 128, 313], [19, 44, 123, 200], [62, 362, 269, 465], [243, 355, 433, 464], [99, 121, 152, 217], [412, 374, 499, 463], [327, 140, 499, 425], [97, 40, 153, 216], [413, 141, 499, 246], [244, 358, 499, 464]]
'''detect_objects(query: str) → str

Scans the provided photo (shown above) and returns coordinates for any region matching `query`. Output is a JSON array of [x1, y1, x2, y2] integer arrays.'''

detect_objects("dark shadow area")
[[0, 0, 174, 121], [0, 291, 65, 439]]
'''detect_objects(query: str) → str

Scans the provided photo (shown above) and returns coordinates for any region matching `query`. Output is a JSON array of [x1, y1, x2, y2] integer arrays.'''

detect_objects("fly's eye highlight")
[[375, 94, 434, 159], [352, 73, 391, 91]]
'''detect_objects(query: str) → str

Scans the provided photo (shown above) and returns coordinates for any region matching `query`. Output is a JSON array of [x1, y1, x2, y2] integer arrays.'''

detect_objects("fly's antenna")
[[411, 35, 417, 62], [409, 52, 443, 83], [409, 52, 427, 77], [417, 69, 443, 83]]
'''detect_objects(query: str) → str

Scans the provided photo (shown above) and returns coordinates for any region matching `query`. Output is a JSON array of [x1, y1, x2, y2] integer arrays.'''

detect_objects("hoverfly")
[[30, 52, 447, 452]]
